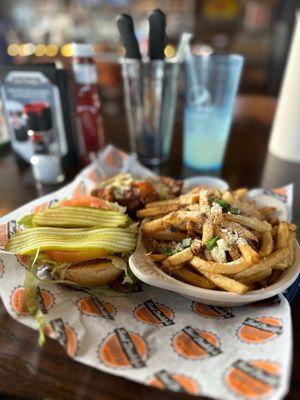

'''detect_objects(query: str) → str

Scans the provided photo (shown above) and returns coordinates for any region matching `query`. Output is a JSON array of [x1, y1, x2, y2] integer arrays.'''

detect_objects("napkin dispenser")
[[0, 63, 78, 166]]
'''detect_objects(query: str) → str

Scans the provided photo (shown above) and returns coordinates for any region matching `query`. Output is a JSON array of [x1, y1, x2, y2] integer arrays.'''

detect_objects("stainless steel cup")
[[121, 59, 180, 166]]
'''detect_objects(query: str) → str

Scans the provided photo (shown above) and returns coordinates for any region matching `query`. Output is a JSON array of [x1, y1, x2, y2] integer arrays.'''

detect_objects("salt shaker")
[[24, 103, 65, 184]]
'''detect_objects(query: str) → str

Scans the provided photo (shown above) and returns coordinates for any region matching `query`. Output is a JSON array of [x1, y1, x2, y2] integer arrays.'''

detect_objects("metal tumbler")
[[121, 59, 180, 166]]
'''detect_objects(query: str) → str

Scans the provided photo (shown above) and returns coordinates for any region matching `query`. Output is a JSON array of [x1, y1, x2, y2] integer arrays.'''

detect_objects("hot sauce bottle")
[[72, 43, 105, 165]]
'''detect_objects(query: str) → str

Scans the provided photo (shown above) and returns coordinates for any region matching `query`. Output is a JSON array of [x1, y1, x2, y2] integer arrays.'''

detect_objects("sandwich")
[[5, 196, 137, 287]]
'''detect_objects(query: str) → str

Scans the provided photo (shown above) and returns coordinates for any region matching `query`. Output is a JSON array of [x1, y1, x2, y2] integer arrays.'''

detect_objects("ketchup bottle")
[[72, 43, 105, 165]]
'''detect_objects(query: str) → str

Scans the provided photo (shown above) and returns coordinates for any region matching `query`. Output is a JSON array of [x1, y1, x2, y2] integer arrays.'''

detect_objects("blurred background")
[[2, 0, 300, 92], [0, 0, 299, 147]]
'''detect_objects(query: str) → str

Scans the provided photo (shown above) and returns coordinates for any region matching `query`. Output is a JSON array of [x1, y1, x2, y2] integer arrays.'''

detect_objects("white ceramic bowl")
[[129, 239, 300, 307], [183, 176, 229, 193]]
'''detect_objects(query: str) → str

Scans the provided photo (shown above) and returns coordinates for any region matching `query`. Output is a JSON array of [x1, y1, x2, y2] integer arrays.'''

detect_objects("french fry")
[[172, 268, 215, 289], [145, 230, 186, 241], [222, 190, 259, 218], [232, 247, 289, 279], [143, 211, 206, 234], [269, 216, 279, 226], [272, 263, 289, 270], [204, 249, 214, 261], [191, 256, 250, 275], [259, 231, 273, 257], [267, 269, 283, 286], [287, 232, 296, 267], [179, 189, 200, 205], [222, 191, 234, 204], [237, 241, 260, 264], [274, 222, 290, 268], [199, 270, 249, 294], [202, 219, 214, 245], [186, 204, 202, 211], [228, 245, 241, 260], [259, 207, 276, 217], [137, 204, 179, 218], [239, 268, 272, 285], [199, 190, 210, 208], [143, 217, 166, 233], [145, 198, 179, 209], [271, 226, 278, 237], [163, 248, 193, 268], [145, 253, 167, 262], [238, 201, 263, 220], [225, 214, 271, 232], [234, 188, 248, 199], [276, 222, 289, 248], [220, 220, 259, 242], [288, 223, 297, 232]]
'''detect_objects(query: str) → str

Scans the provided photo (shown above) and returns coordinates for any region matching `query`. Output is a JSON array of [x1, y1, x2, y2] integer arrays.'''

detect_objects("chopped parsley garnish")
[[161, 246, 174, 256], [210, 197, 230, 211], [228, 207, 240, 214], [206, 236, 219, 250]]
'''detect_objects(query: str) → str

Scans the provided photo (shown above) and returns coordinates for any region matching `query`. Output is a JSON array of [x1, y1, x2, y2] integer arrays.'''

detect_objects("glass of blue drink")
[[183, 54, 244, 172]]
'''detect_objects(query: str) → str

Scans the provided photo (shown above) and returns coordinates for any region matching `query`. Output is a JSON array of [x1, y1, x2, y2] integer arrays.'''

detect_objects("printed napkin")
[[0, 145, 294, 400]]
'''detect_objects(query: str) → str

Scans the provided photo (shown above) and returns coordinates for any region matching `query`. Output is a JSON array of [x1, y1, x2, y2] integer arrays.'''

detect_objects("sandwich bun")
[[54, 259, 123, 286]]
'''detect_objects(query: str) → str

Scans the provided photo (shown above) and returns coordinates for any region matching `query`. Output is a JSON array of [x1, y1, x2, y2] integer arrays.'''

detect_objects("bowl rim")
[[129, 240, 300, 304]]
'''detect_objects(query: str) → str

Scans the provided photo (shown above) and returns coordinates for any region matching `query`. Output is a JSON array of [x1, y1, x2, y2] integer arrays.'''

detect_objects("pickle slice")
[[32, 207, 130, 228], [5, 227, 136, 255]]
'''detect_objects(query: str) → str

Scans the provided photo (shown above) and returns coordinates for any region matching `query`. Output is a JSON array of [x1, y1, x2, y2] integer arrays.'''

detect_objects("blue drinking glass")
[[183, 54, 244, 172]]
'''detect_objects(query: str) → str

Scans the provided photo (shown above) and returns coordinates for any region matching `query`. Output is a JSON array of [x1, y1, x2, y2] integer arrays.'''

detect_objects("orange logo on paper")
[[45, 319, 78, 357], [33, 199, 59, 213], [0, 220, 17, 248], [16, 254, 31, 268], [265, 187, 287, 203], [226, 359, 280, 398], [10, 286, 55, 315], [148, 370, 199, 395], [73, 181, 87, 198], [103, 149, 126, 168], [0, 258, 4, 278], [77, 297, 116, 319], [133, 299, 174, 327], [98, 328, 148, 369], [110, 276, 143, 293], [192, 302, 234, 319], [238, 317, 283, 344], [0, 224, 8, 248], [87, 168, 104, 183], [272, 188, 287, 197], [172, 326, 221, 360]]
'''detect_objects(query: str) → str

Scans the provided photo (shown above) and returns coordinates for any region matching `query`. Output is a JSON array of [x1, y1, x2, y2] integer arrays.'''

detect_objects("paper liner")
[[0, 145, 294, 400]]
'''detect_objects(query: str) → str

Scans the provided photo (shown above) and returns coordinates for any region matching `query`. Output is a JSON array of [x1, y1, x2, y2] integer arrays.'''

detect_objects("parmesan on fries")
[[139, 186, 297, 294]]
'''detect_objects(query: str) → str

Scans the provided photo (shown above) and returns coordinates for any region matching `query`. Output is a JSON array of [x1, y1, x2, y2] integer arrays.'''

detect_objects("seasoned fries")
[[163, 248, 193, 269], [172, 268, 215, 289], [259, 231, 274, 257], [225, 214, 271, 233], [139, 186, 297, 294], [137, 203, 179, 218]]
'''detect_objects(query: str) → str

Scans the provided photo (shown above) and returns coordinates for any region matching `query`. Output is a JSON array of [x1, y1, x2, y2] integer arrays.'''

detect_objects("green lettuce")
[[23, 249, 46, 346], [19, 214, 34, 228]]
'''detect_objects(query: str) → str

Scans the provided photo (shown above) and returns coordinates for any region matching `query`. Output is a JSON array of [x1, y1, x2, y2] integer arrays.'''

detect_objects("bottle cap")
[[72, 43, 95, 58]]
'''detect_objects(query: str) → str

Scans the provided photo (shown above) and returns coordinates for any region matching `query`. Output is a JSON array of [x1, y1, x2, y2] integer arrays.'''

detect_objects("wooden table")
[[0, 102, 299, 400]]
